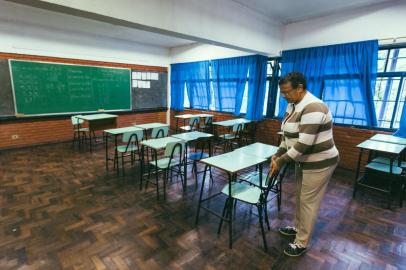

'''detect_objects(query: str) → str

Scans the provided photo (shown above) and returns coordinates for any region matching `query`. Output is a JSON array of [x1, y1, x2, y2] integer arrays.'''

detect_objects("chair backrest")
[[151, 126, 169, 138], [263, 165, 286, 200], [189, 117, 200, 128], [122, 130, 144, 143], [71, 115, 84, 126], [232, 123, 244, 133], [193, 137, 212, 159], [164, 141, 185, 161], [204, 116, 213, 125], [245, 122, 257, 141]]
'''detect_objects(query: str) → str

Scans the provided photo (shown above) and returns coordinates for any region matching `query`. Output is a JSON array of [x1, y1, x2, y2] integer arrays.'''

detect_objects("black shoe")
[[284, 243, 307, 257], [278, 226, 297, 236]]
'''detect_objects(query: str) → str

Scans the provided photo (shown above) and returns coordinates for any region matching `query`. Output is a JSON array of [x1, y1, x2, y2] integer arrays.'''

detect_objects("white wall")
[[26, 0, 282, 55], [170, 43, 253, 63], [0, 1, 170, 66], [283, 0, 406, 50]]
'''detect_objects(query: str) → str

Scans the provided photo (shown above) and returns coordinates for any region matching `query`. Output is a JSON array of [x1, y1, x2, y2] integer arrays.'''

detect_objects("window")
[[374, 47, 406, 129], [272, 47, 406, 128], [184, 83, 190, 108], [182, 57, 282, 117]]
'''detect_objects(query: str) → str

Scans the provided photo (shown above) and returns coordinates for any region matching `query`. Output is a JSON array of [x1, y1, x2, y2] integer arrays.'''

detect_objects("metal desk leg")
[[388, 156, 394, 209], [105, 132, 109, 171], [228, 173, 235, 249], [154, 149, 160, 200], [183, 143, 188, 191], [114, 135, 119, 175], [89, 128, 93, 153], [353, 149, 363, 198], [195, 164, 209, 226], [140, 145, 145, 190]]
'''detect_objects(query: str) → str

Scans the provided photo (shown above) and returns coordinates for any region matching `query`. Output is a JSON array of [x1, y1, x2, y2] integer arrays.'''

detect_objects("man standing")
[[270, 72, 339, 256]]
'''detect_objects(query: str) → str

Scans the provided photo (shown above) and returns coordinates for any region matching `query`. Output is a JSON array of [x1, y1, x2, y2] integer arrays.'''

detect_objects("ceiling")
[[0, 0, 195, 49], [231, 0, 396, 24], [0, 0, 398, 50]]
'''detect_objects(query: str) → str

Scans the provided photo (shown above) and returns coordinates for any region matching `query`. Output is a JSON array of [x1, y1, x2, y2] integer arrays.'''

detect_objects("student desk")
[[140, 136, 183, 192], [103, 126, 143, 172], [134, 122, 169, 139], [196, 150, 266, 248], [172, 131, 214, 176], [233, 142, 278, 159], [172, 131, 214, 142], [354, 139, 405, 208], [212, 118, 251, 136], [213, 118, 251, 127], [174, 113, 214, 133], [370, 134, 406, 145], [77, 113, 117, 152], [212, 118, 251, 151]]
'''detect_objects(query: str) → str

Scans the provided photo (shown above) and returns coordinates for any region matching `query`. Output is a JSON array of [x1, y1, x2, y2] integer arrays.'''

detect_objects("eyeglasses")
[[280, 88, 297, 97]]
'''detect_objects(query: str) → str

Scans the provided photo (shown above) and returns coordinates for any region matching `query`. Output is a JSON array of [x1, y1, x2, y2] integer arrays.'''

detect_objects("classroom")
[[0, 0, 405, 269]]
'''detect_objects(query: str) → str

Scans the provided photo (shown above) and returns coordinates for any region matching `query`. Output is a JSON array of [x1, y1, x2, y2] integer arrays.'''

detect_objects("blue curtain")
[[185, 61, 211, 110], [394, 102, 406, 138], [278, 40, 378, 126], [170, 61, 210, 111], [170, 63, 186, 111], [246, 55, 268, 120], [211, 56, 250, 115]]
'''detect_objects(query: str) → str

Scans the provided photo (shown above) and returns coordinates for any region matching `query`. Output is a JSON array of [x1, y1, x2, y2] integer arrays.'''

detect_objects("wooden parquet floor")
[[0, 142, 405, 270]]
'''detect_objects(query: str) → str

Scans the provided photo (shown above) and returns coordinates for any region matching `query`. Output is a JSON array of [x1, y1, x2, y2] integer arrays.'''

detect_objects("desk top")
[[213, 118, 250, 127], [171, 131, 213, 142], [357, 139, 405, 155], [200, 151, 266, 173], [77, 113, 117, 121], [174, 114, 195, 119], [370, 134, 406, 145], [134, 123, 169, 130], [141, 136, 182, 150], [233, 143, 278, 159], [104, 126, 142, 135], [175, 113, 213, 119], [196, 113, 214, 118]]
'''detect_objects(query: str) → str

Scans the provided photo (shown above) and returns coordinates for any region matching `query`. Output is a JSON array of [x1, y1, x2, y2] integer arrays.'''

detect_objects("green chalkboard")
[[10, 60, 131, 115]]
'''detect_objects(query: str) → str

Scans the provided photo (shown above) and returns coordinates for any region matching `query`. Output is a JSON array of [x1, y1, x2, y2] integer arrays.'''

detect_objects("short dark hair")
[[279, 72, 307, 89]]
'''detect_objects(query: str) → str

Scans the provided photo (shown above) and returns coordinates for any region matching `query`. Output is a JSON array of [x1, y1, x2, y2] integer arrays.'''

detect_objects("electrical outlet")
[[11, 134, 19, 140]]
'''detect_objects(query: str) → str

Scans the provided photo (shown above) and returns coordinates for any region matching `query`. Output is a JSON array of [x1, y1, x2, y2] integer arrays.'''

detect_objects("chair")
[[180, 117, 200, 132], [217, 171, 282, 251], [239, 163, 288, 212], [114, 130, 144, 175], [71, 115, 91, 148], [199, 116, 213, 133], [355, 161, 404, 208], [241, 121, 257, 145], [188, 137, 213, 187], [148, 141, 185, 200], [151, 126, 169, 138], [216, 123, 244, 153]]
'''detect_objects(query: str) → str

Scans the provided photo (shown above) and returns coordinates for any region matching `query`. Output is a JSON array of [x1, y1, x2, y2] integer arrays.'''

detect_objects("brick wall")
[[171, 109, 389, 171], [0, 111, 167, 150]]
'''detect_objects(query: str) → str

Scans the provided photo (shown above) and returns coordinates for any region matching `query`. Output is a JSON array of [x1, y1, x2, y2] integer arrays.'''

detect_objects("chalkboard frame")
[[9, 59, 133, 117]]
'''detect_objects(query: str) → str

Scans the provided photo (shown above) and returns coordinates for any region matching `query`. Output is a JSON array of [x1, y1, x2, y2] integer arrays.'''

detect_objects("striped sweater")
[[275, 92, 339, 170]]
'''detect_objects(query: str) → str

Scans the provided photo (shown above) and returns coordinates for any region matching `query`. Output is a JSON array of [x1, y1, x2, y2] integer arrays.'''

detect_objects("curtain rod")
[[379, 36, 406, 43]]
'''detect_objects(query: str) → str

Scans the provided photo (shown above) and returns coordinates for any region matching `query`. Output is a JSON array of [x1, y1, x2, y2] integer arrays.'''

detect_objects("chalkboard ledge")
[[0, 107, 167, 122]]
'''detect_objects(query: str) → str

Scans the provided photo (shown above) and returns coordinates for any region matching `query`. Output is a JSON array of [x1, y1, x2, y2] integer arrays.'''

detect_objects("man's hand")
[[270, 156, 280, 176]]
